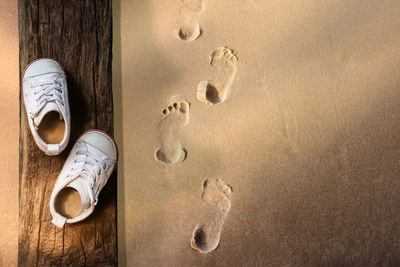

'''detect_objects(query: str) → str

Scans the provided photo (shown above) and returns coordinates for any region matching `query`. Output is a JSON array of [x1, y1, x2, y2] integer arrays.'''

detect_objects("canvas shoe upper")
[[50, 129, 118, 228], [22, 58, 70, 156]]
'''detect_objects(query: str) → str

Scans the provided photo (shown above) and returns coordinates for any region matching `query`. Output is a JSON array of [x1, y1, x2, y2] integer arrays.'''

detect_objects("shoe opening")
[[54, 187, 83, 219], [37, 111, 65, 144]]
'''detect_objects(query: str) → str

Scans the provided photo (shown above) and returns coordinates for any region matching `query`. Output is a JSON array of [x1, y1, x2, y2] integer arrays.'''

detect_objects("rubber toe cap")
[[24, 58, 64, 79], [80, 130, 117, 160]]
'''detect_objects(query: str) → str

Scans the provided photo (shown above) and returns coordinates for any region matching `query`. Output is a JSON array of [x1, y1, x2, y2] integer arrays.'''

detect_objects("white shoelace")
[[67, 144, 108, 205], [29, 75, 65, 119]]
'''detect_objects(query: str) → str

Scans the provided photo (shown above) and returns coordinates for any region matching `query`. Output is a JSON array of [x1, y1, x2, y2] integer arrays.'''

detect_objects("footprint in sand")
[[191, 178, 232, 253], [197, 47, 238, 105], [177, 0, 204, 42], [155, 99, 190, 165]]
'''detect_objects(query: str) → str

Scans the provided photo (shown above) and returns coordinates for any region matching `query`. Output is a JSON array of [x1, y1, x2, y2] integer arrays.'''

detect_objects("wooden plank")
[[18, 0, 116, 265]]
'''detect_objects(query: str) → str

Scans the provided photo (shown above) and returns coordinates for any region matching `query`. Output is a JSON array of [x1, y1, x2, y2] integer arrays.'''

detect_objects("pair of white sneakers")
[[23, 58, 118, 228]]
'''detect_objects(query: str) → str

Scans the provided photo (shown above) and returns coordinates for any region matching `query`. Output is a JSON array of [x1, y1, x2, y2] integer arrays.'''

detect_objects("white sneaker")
[[49, 130, 118, 228], [22, 58, 70, 156]]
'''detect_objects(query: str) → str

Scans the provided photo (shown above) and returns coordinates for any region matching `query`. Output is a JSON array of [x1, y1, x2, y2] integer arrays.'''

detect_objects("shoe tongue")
[[67, 177, 91, 209], [33, 102, 63, 127], [65, 142, 106, 210]]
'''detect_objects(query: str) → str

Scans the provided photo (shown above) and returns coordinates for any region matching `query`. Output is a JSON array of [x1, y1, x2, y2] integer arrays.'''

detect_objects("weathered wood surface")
[[18, 0, 116, 266]]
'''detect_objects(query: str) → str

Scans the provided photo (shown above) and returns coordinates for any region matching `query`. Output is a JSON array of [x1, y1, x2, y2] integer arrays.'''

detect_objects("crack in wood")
[[79, 235, 87, 266], [62, 226, 65, 257], [35, 183, 47, 266]]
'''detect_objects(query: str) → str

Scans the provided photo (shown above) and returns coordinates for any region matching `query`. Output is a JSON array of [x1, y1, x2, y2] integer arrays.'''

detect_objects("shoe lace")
[[29, 75, 65, 119], [67, 144, 108, 205]]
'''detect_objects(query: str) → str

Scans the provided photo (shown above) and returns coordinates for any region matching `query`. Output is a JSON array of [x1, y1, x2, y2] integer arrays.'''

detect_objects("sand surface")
[[1, 0, 400, 266], [0, 1, 19, 266], [115, 0, 400, 265]]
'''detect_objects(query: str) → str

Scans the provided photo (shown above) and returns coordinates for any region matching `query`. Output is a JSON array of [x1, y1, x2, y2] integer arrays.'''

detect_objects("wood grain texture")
[[18, 0, 116, 266]]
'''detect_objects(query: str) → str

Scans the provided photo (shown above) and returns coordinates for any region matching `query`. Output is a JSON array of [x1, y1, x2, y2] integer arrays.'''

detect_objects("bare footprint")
[[190, 178, 232, 253], [197, 47, 238, 105], [177, 0, 204, 42], [155, 100, 190, 165]]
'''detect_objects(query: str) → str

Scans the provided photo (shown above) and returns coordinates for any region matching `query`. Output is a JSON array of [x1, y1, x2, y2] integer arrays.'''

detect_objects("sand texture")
[[190, 178, 233, 253], [197, 46, 238, 105], [155, 99, 190, 165], [0, 1, 19, 266], [115, 0, 400, 265]]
